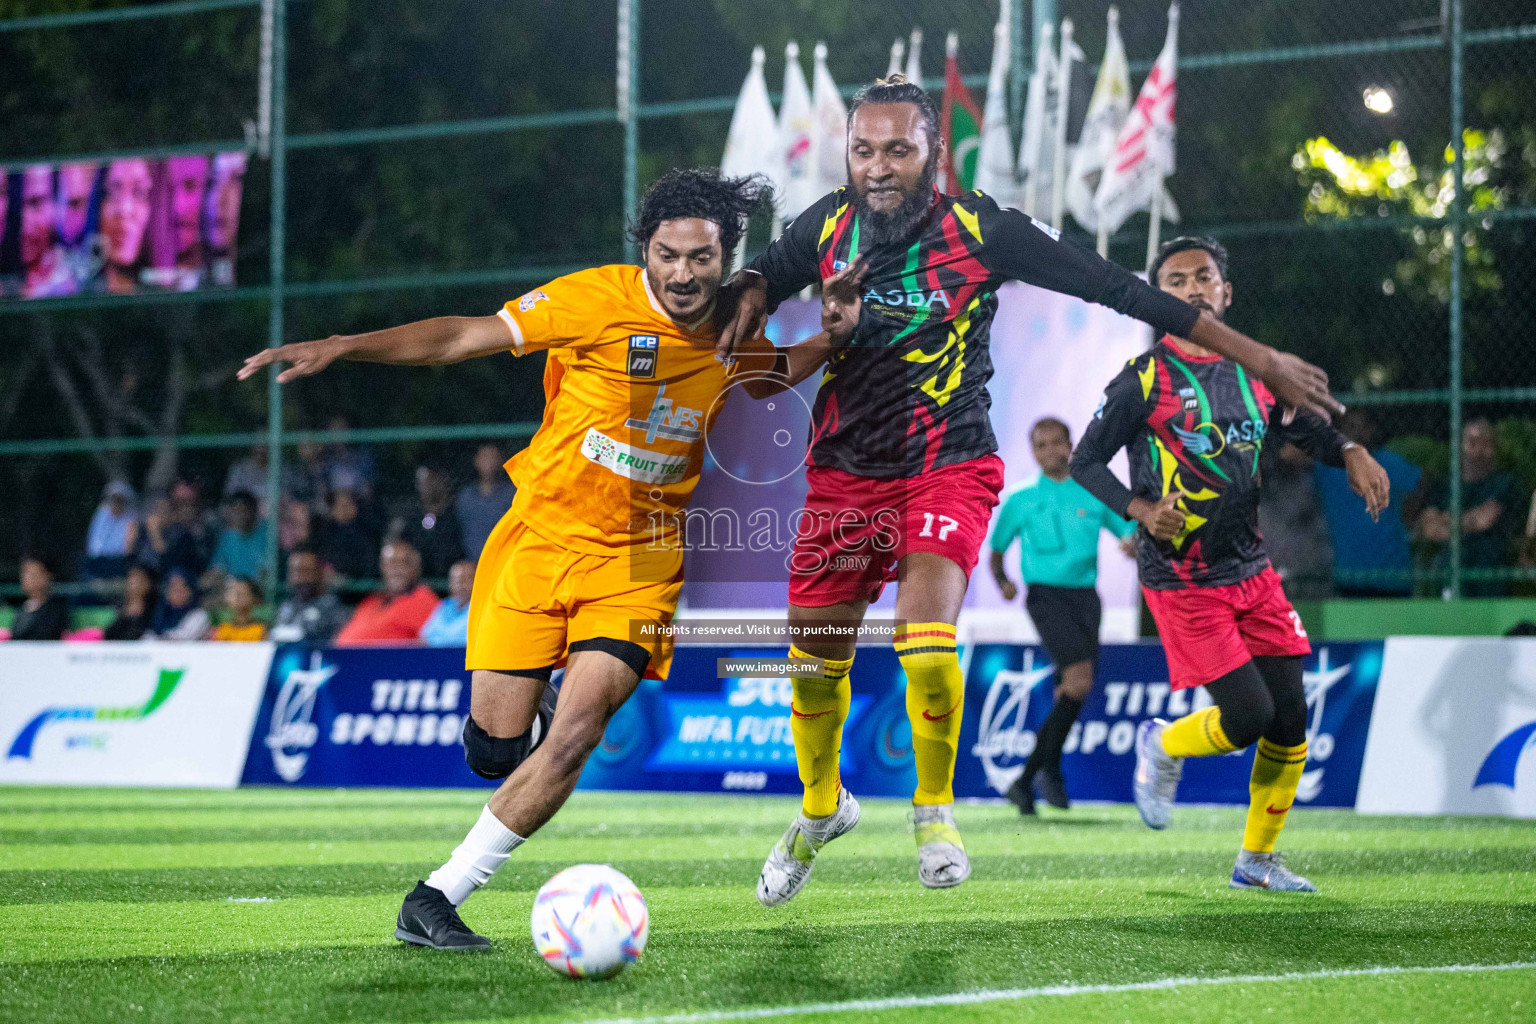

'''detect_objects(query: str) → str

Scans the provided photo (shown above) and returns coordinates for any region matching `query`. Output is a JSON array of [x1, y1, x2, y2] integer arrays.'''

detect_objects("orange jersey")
[[497, 265, 770, 557]]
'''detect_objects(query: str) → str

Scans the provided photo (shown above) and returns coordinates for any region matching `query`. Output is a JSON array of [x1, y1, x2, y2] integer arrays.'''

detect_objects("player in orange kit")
[[238, 169, 866, 949]]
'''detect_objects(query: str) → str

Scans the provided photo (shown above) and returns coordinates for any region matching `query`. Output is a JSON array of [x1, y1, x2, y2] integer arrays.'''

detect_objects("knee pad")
[[462, 714, 542, 781]]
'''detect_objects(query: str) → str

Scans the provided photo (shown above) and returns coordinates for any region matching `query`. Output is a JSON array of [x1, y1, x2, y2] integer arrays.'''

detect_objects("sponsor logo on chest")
[[581, 427, 690, 485], [1170, 417, 1266, 457], [624, 382, 704, 443], [627, 334, 659, 378], [862, 286, 953, 310]]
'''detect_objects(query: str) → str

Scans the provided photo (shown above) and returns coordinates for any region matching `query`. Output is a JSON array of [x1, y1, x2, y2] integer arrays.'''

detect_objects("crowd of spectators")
[[2, 438, 515, 645], [1261, 413, 1533, 600], [7, 415, 1536, 644]]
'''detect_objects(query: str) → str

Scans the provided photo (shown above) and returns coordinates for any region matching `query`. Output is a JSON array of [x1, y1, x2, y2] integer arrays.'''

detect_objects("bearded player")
[[715, 75, 1345, 904], [1070, 236, 1390, 891], [239, 169, 864, 949]]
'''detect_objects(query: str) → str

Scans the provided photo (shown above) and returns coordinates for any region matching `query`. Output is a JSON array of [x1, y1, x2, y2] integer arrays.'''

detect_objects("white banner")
[[0, 642, 273, 787], [960, 281, 1151, 639], [1358, 637, 1536, 817]]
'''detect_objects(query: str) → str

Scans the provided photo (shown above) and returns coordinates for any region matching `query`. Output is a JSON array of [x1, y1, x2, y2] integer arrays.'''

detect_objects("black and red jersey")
[[1071, 336, 1349, 590], [747, 187, 1199, 479]]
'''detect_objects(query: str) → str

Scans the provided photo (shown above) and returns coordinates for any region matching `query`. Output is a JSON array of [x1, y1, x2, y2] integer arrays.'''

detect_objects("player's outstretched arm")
[[978, 199, 1347, 423], [717, 271, 770, 366], [738, 258, 865, 399], [1272, 405, 1391, 521], [716, 193, 831, 362], [1343, 446, 1391, 522], [1185, 312, 1345, 423], [237, 315, 510, 384]]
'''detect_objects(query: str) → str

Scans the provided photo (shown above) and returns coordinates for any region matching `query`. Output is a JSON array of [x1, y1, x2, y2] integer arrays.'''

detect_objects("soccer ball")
[[530, 864, 649, 979]]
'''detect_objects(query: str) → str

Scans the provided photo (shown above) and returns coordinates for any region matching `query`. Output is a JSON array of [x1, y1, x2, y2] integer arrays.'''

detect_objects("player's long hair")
[[848, 73, 940, 149], [628, 168, 775, 258]]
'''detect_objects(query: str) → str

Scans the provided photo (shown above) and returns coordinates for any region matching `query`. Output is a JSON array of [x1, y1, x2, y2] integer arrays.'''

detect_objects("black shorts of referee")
[[1024, 584, 1102, 670]]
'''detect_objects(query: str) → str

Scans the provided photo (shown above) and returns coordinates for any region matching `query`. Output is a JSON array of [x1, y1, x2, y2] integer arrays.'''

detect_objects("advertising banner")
[[576, 645, 919, 797], [960, 640, 1384, 807], [241, 645, 490, 789], [1358, 637, 1536, 818], [1, 152, 246, 300], [238, 640, 1382, 804], [0, 642, 271, 788]]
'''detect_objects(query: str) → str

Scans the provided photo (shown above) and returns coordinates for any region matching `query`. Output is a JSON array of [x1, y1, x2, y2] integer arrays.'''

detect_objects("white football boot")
[[913, 802, 970, 888], [1231, 850, 1318, 892], [756, 788, 861, 907]]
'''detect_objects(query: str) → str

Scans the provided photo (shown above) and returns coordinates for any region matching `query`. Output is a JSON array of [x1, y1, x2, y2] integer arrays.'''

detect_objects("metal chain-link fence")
[[0, 0, 1532, 623]]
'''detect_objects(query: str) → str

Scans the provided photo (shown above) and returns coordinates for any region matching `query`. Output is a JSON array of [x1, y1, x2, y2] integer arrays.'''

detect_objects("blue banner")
[[574, 646, 918, 797], [241, 645, 492, 789], [240, 641, 1382, 804], [959, 641, 1383, 807]]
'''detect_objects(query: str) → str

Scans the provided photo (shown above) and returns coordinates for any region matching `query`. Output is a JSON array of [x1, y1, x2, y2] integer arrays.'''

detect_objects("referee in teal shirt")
[[990, 417, 1136, 814]]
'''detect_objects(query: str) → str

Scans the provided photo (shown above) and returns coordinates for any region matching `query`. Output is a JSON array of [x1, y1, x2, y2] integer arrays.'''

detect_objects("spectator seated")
[[9, 554, 70, 641], [269, 548, 345, 645], [420, 559, 474, 647], [335, 540, 438, 645], [82, 480, 140, 586], [210, 576, 267, 641], [210, 490, 269, 585]]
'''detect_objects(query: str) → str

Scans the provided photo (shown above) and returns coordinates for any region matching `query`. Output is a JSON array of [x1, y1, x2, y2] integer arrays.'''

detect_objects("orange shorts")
[[466, 511, 683, 679]]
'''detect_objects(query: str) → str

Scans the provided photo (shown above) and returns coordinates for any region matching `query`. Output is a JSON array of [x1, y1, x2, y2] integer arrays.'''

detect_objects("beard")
[[1186, 296, 1225, 322], [849, 153, 938, 247]]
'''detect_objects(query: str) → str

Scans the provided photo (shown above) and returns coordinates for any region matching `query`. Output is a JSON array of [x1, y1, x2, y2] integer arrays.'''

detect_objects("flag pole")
[[1145, 175, 1164, 273], [1049, 18, 1074, 231]]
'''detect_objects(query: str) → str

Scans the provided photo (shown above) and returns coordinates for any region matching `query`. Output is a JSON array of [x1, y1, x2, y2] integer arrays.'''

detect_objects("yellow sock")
[[789, 644, 853, 818], [1242, 738, 1307, 853], [1160, 706, 1238, 759], [896, 622, 963, 806]]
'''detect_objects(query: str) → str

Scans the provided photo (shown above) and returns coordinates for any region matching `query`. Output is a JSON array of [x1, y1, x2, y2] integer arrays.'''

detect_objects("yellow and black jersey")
[[1071, 337, 1350, 591], [749, 187, 1200, 479]]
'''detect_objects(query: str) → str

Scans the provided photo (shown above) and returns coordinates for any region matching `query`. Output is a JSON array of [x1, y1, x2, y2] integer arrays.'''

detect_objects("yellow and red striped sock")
[[1243, 738, 1308, 853], [789, 644, 854, 818], [1160, 706, 1238, 759], [896, 622, 963, 806]]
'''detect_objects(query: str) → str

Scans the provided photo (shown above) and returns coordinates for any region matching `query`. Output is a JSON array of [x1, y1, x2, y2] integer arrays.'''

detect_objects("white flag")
[[1049, 18, 1086, 229], [1065, 6, 1130, 233], [1094, 3, 1179, 236], [811, 42, 849, 197], [1017, 24, 1056, 217], [1018, 22, 1085, 219], [779, 41, 818, 220], [905, 28, 923, 83], [887, 38, 905, 79], [973, 3, 1018, 206], [721, 45, 784, 198]]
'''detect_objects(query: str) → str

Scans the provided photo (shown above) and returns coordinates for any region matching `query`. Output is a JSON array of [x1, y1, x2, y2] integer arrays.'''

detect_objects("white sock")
[[425, 806, 524, 906]]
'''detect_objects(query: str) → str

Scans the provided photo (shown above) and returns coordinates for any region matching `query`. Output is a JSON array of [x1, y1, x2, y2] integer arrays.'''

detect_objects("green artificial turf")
[[1, 787, 1532, 1023]]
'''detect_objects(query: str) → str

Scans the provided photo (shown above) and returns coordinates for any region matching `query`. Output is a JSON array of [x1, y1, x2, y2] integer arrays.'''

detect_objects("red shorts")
[[1143, 566, 1312, 690], [788, 454, 1004, 607]]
